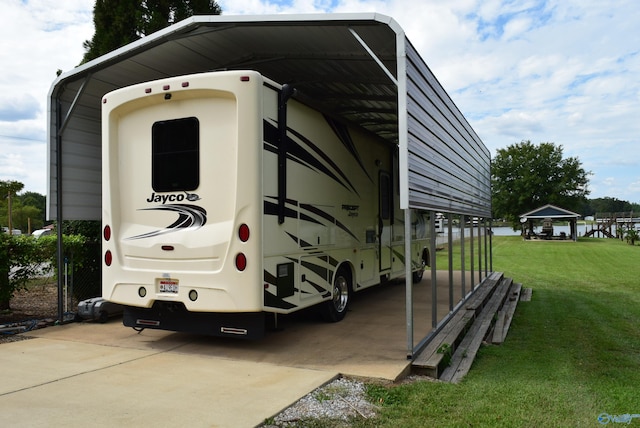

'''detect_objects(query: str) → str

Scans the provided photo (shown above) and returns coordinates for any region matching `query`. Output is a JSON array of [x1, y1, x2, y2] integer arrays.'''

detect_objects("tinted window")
[[152, 117, 199, 192]]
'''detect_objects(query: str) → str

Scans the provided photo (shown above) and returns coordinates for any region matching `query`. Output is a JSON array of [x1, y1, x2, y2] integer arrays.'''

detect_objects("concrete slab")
[[1, 270, 477, 426], [0, 337, 335, 427]]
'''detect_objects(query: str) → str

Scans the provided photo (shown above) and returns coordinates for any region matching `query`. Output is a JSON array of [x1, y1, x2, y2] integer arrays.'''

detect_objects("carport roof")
[[48, 12, 491, 221], [48, 13, 409, 220], [51, 13, 402, 141]]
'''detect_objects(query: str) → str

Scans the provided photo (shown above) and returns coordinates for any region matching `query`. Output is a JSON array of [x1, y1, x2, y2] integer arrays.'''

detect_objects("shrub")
[[0, 233, 86, 310]]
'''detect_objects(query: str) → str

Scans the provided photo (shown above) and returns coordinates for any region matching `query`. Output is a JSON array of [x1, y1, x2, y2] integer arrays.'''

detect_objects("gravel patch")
[[261, 377, 379, 427]]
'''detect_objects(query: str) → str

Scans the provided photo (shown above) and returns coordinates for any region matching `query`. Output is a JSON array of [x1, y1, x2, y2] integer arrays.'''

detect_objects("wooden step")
[[411, 308, 475, 378], [465, 271, 503, 316], [411, 272, 504, 378], [412, 277, 527, 382], [440, 277, 513, 383], [491, 282, 521, 344]]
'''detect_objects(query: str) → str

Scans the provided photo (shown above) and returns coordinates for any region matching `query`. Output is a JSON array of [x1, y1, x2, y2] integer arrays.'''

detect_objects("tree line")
[[491, 140, 639, 229], [581, 197, 640, 217]]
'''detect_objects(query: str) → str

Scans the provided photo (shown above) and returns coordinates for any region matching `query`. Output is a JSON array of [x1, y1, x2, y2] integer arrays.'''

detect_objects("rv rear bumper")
[[122, 302, 265, 340]]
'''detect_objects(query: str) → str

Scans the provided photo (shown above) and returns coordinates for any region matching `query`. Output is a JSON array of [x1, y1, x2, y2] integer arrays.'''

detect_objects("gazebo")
[[520, 204, 581, 241]]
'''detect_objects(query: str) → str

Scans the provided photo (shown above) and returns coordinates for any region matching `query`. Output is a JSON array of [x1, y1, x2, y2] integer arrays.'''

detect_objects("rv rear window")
[[152, 117, 199, 192]]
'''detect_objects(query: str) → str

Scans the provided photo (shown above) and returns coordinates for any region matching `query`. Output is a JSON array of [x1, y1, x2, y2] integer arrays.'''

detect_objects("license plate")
[[159, 279, 179, 293]]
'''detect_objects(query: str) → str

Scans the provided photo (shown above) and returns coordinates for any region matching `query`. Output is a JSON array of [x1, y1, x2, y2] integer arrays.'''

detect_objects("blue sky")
[[1, 0, 639, 205]]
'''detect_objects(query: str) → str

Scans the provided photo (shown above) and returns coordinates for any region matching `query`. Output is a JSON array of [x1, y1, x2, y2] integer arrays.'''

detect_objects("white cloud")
[[0, 0, 94, 194]]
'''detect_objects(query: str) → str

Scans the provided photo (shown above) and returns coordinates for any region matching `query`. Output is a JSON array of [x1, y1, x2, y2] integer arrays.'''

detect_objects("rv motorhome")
[[102, 70, 429, 339]]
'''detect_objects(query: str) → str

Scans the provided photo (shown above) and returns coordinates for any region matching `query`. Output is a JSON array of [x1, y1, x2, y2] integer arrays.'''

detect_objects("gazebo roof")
[[520, 204, 581, 220]]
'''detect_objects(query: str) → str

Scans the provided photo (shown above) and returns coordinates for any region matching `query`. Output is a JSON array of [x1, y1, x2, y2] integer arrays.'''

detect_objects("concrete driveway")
[[0, 274, 464, 427]]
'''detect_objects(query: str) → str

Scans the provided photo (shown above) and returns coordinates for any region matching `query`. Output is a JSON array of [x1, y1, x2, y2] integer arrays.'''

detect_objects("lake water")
[[491, 225, 573, 236], [436, 224, 592, 244], [439, 223, 630, 239]]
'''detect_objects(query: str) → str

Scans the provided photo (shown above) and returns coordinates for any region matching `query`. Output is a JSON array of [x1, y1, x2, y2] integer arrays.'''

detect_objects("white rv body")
[[102, 70, 428, 338]]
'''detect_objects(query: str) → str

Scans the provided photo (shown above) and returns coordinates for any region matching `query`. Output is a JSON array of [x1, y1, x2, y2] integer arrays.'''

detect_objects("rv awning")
[[48, 13, 491, 220]]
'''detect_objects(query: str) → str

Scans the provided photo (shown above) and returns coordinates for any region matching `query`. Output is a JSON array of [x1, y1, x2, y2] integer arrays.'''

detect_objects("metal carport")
[[48, 13, 492, 357]]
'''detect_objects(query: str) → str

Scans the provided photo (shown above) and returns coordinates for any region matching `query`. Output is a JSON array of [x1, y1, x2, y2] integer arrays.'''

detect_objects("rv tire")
[[322, 267, 352, 322], [412, 249, 429, 283]]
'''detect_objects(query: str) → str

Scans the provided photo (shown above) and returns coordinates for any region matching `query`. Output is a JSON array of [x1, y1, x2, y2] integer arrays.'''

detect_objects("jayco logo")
[[146, 191, 201, 204]]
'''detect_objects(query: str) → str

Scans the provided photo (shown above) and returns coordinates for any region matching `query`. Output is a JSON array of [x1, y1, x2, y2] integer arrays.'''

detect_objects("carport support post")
[[469, 217, 475, 289], [460, 215, 466, 297], [56, 102, 64, 324], [448, 213, 454, 312], [430, 212, 437, 328], [404, 208, 413, 358]]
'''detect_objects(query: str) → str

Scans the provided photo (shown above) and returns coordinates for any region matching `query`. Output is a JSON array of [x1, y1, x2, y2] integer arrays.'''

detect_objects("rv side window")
[[152, 117, 199, 192]]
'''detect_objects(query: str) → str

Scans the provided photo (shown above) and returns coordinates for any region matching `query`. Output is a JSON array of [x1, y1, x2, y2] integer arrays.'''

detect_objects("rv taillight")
[[238, 224, 250, 242], [105, 250, 113, 266], [103, 225, 111, 241], [235, 253, 247, 271]]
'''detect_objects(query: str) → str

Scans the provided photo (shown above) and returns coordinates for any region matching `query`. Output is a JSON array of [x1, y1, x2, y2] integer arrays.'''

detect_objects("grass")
[[353, 236, 640, 427]]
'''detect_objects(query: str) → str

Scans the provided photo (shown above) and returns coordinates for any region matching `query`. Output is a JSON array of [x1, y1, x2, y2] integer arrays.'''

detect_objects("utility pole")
[[2, 180, 23, 235], [7, 191, 12, 235]]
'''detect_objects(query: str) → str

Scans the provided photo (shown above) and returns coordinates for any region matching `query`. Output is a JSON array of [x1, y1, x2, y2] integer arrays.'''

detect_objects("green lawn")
[[361, 236, 640, 427]]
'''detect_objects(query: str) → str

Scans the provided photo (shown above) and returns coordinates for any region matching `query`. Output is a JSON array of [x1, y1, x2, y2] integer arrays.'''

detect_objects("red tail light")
[[238, 224, 250, 242], [235, 253, 247, 271], [105, 250, 113, 266], [103, 225, 111, 241]]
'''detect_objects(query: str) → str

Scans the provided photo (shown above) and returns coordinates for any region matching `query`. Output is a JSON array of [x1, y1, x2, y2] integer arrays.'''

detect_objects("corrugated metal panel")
[[405, 40, 491, 216]]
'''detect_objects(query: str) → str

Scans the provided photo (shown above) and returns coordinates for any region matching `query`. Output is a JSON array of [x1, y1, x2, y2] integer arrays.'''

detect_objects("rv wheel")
[[322, 268, 352, 322], [412, 249, 429, 283]]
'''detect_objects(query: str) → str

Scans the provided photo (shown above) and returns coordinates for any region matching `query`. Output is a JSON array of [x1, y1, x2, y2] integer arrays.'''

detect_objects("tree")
[[492, 141, 590, 229], [82, 0, 222, 63], [1, 186, 46, 234], [580, 198, 640, 217], [624, 227, 638, 245], [140, 0, 222, 36], [0, 180, 24, 234], [586, 197, 633, 215]]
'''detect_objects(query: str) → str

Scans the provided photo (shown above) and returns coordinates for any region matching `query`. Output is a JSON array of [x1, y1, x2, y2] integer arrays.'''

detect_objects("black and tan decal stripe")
[[264, 197, 360, 243], [263, 119, 361, 195], [323, 114, 373, 183]]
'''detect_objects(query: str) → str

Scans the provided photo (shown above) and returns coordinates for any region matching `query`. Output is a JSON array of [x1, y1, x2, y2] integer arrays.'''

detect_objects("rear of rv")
[[101, 71, 265, 338]]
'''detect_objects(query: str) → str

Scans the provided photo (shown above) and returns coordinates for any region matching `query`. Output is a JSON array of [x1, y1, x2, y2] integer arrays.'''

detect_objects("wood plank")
[[520, 287, 532, 301], [491, 310, 506, 344], [411, 273, 515, 378], [498, 283, 522, 343], [412, 310, 469, 364], [411, 309, 475, 377], [509, 282, 522, 301], [440, 277, 512, 382], [465, 272, 503, 313], [441, 317, 492, 383], [492, 282, 522, 344]]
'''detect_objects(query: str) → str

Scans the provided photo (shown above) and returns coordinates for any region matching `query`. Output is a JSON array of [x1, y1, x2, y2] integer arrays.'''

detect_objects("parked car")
[[2, 227, 22, 235], [32, 229, 52, 238]]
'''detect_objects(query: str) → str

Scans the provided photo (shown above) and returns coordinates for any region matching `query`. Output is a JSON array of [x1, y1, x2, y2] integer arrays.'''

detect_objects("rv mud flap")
[[122, 303, 265, 340]]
